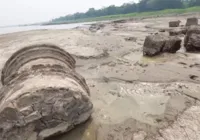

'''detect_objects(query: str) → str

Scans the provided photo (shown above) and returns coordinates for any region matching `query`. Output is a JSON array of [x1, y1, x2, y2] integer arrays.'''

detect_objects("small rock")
[[189, 75, 198, 80], [169, 20, 181, 27], [124, 37, 137, 42]]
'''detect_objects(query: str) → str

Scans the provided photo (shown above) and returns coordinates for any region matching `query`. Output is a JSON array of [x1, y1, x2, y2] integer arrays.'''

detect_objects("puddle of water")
[[123, 51, 172, 63], [123, 52, 142, 62], [46, 119, 98, 140]]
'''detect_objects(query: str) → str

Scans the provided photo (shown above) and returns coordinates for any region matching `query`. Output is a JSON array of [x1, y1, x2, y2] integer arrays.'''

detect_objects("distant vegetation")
[[49, 0, 200, 24]]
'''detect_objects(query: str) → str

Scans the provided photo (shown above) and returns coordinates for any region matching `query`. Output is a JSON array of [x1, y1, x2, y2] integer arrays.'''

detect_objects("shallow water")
[[0, 22, 95, 35]]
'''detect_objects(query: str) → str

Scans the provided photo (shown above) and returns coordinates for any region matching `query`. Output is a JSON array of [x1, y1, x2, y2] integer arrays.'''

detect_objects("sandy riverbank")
[[1, 14, 200, 140]]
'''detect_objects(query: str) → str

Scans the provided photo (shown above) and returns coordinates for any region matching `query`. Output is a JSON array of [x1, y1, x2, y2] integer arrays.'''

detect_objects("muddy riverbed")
[[1, 14, 200, 140]]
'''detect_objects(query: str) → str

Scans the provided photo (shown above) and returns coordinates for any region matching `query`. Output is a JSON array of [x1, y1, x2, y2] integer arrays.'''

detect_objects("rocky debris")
[[89, 23, 105, 32], [184, 26, 200, 51], [143, 34, 181, 56], [169, 28, 187, 36], [169, 20, 181, 27], [0, 44, 93, 140], [124, 36, 137, 42], [189, 75, 198, 80], [186, 17, 198, 26]]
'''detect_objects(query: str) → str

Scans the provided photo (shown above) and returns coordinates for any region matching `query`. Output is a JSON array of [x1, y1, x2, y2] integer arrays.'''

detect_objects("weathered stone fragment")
[[186, 17, 198, 26], [143, 34, 181, 56], [0, 44, 93, 140], [184, 26, 200, 52]]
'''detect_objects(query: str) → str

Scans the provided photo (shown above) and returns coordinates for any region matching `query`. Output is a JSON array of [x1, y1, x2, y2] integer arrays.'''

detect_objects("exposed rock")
[[162, 36, 182, 53], [89, 23, 105, 32], [186, 17, 198, 26], [143, 35, 166, 56], [143, 34, 181, 56], [184, 26, 200, 51], [169, 28, 187, 36], [169, 20, 181, 27], [189, 75, 198, 80], [0, 44, 93, 140]]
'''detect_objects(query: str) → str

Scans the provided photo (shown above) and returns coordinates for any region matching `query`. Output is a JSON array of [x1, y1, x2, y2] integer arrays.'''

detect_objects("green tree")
[[188, 0, 200, 6], [51, 0, 197, 23]]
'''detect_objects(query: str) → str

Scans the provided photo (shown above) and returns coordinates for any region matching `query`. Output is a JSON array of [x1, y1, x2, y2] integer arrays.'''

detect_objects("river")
[[0, 22, 95, 35]]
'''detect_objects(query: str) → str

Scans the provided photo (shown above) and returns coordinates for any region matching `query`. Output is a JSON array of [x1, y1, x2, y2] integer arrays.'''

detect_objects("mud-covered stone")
[[143, 34, 181, 56], [186, 17, 198, 26], [163, 36, 182, 53], [184, 26, 200, 52], [169, 28, 187, 36], [169, 20, 181, 27], [0, 44, 93, 140], [143, 34, 167, 56]]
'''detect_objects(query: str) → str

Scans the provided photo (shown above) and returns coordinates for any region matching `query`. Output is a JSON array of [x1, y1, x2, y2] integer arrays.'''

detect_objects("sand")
[[0, 14, 200, 140]]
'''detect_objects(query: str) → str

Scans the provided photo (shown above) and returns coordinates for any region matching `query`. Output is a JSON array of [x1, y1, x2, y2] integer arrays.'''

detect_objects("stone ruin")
[[186, 17, 198, 26], [169, 20, 181, 27], [0, 44, 93, 140], [143, 34, 181, 56], [184, 25, 200, 52], [144, 17, 200, 56]]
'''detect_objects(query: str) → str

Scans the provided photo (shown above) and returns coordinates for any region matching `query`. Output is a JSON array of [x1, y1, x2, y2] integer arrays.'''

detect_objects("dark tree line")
[[52, 0, 200, 22]]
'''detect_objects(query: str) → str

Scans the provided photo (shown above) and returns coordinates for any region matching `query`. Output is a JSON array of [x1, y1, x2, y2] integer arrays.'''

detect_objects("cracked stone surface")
[[0, 44, 93, 140]]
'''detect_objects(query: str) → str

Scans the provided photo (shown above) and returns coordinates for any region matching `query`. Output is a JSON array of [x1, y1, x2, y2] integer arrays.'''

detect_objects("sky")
[[0, 0, 138, 26]]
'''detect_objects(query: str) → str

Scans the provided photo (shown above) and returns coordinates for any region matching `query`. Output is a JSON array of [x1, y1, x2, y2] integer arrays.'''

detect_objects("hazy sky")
[[0, 0, 138, 26]]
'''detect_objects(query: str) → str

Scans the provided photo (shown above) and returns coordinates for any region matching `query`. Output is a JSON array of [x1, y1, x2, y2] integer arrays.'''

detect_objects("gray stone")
[[169, 20, 181, 27], [186, 17, 198, 26], [169, 28, 187, 36], [0, 44, 93, 140], [184, 26, 200, 52], [143, 34, 181, 56], [143, 34, 167, 56], [163, 36, 182, 53]]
